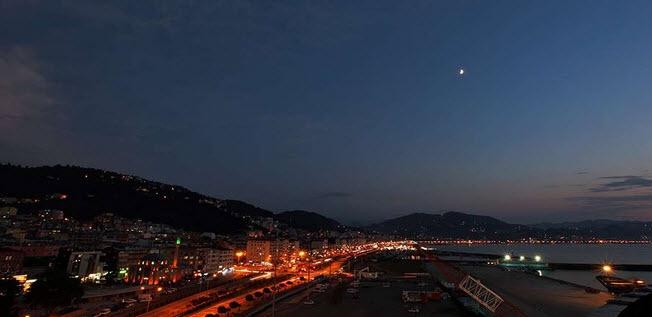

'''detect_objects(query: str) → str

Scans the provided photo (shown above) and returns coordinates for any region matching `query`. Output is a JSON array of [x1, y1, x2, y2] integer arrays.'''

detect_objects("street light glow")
[[504, 254, 511, 261], [534, 255, 541, 262]]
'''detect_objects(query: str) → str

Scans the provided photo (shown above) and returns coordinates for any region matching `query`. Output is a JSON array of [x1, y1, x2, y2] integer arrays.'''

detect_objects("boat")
[[596, 275, 646, 294]]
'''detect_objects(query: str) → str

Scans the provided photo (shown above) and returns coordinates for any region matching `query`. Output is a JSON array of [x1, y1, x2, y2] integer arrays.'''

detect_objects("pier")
[[460, 265, 611, 317], [425, 251, 614, 317]]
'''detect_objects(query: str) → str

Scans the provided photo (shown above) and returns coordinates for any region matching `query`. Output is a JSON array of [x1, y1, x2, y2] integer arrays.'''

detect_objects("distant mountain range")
[[369, 213, 652, 240], [368, 212, 536, 240], [2, 164, 652, 240]]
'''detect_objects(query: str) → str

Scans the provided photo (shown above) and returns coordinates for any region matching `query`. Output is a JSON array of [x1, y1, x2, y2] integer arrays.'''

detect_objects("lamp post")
[[235, 251, 244, 265], [298, 251, 310, 281], [299, 250, 312, 301]]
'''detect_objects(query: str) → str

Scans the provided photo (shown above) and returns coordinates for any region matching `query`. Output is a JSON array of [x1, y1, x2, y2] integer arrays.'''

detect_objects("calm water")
[[428, 243, 652, 289], [429, 243, 652, 264]]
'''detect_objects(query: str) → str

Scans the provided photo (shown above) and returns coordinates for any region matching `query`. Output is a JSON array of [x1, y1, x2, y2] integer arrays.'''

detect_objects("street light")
[[236, 251, 244, 264], [298, 251, 310, 282], [534, 255, 542, 262], [603, 265, 612, 273]]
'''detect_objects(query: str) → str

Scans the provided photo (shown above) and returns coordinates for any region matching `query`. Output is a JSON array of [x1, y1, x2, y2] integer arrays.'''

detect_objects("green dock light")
[[176, 237, 181, 245]]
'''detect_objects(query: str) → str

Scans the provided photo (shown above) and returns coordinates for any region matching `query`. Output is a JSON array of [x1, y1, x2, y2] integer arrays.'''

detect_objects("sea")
[[427, 243, 652, 290]]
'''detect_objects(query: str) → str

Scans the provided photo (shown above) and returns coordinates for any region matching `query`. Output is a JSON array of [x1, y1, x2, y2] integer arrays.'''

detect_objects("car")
[[303, 299, 315, 305], [122, 298, 137, 304], [138, 294, 152, 302], [93, 308, 111, 317]]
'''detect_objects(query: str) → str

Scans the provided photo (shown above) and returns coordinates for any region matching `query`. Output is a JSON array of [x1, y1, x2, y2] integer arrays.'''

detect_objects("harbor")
[[247, 247, 646, 317]]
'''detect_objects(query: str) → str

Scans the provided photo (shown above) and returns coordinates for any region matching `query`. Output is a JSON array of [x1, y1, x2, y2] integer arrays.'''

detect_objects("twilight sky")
[[2, 0, 652, 224]]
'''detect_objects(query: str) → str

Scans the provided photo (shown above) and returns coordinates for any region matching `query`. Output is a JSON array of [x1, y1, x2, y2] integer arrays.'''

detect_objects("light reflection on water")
[[430, 243, 652, 264]]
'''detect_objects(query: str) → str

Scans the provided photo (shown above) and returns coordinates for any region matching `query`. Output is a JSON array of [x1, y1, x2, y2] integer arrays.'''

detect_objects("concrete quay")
[[460, 265, 612, 317]]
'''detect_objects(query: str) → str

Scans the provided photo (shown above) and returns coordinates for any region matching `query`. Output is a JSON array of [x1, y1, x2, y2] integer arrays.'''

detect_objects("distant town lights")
[[504, 254, 511, 261], [519, 256, 525, 261], [534, 255, 542, 262]]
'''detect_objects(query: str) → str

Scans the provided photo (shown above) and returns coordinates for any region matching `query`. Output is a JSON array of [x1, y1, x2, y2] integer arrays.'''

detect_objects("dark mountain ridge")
[[0, 164, 273, 234], [369, 211, 534, 239], [275, 210, 343, 232]]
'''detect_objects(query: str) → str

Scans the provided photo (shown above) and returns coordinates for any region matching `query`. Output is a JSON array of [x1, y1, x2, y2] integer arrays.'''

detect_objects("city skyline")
[[2, 1, 652, 224]]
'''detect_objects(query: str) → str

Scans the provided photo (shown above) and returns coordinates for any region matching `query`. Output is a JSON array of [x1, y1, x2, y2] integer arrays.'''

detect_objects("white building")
[[198, 248, 234, 273]]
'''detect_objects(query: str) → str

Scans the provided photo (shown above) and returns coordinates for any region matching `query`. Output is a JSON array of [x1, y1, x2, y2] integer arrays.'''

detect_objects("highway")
[[187, 257, 349, 317], [137, 252, 359, 317], [137, 273, 271, 317]]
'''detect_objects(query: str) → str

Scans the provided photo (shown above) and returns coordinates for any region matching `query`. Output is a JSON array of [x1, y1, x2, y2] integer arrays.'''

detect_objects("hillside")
[[531, 219, 652, 240], [275, 210, 343, 232], [369, 211, 535, 239], [0, 164, 273, 234]]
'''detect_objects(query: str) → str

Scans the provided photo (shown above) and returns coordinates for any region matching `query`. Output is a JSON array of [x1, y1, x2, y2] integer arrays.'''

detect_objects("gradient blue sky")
[[2, 0, 652, 224]]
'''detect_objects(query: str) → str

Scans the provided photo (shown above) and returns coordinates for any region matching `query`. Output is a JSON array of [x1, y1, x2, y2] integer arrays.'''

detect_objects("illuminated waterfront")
[[429, 243, 652, 264], [428, 243, 652, 291]]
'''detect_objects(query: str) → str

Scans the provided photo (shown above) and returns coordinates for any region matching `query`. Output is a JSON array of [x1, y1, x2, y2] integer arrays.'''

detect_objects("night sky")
[[2, 1, 652, 224]]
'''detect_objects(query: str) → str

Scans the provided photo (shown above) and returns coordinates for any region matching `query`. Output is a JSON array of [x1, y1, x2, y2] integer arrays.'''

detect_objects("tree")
[[26, 270, 83, 313], [0, 278, 20, 316], [228, 301, 241, 310], [217, 305, 230, 314]]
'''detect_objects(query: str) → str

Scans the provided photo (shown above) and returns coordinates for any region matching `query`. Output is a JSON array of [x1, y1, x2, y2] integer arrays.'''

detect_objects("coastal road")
[[137, 273, 262, 317], [189, 257, 349, 317]]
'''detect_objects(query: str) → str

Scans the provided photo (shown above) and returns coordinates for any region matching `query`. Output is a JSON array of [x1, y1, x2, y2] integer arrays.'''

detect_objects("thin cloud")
[[589, 176, 652, 193], [0, 46, 53, 126]]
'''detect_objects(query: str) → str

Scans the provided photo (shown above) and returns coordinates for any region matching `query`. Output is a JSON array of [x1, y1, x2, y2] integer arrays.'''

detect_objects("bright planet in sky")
[[459, 68, 465, 75]]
